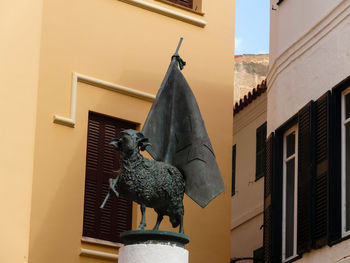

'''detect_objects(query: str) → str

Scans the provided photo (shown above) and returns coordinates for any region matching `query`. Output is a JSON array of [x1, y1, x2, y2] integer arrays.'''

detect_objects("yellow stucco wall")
[[0, 1, 43, 262], [2, 0, 234, 262]]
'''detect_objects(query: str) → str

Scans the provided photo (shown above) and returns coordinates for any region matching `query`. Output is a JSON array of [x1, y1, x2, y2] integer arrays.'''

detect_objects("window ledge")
[[329, 233, 350, 247], [283, 254, 301, 263], [154, 0, 204, 16], [117, 0, 206, 27], [82, 236, 123, 248], [255, 175, 264, 182], [80, 248, 118, 261]]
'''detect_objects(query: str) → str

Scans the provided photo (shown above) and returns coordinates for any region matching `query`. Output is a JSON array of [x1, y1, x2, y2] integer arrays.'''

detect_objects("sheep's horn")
[[139, 138, 151, 151], [110, 138, 121, 150]]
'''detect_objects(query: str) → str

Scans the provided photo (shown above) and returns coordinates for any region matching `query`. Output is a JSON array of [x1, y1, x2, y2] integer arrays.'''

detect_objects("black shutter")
[[272, 132, 283, 262], [256, 122, 267, 180], [232, 145, 236, 196], [312, 92, 330, 248], [329, 89, 342, 244], [83, 112, 135, 243], [253, 246, 264, 263], [264, 132, 283, 263], [297, 102, 314, 253], [264, 134, 274, 263]]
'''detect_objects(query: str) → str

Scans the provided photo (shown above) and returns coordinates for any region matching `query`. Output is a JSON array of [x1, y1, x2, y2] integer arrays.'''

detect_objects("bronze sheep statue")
[[106, 129, 185, 233]]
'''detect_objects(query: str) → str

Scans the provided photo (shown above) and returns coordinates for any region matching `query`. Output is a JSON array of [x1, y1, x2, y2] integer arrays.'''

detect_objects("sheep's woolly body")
[[117, 154, 185, 227], [109, 129, 186, 231]]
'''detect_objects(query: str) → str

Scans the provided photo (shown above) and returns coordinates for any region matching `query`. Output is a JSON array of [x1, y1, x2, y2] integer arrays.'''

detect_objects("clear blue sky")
[[235, 0, 270, 55]]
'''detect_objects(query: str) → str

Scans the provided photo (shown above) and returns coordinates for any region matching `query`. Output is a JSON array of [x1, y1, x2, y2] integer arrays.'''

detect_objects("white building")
[[265, 0, 350, 262]]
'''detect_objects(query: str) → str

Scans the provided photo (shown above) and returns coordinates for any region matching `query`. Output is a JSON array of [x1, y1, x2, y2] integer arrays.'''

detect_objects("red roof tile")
[[234, 79, 267, 115]]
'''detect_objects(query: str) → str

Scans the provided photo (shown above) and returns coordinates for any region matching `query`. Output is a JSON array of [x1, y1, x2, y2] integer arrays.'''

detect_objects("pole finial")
[[174, 37, 184, 56], [172, 38, 186, 70]]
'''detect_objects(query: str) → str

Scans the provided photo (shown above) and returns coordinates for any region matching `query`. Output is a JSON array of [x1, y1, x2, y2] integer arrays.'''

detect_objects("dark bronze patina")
[[101, 39, 224, 234], [142, 55, 224, 208], [102, 129, 185, 233]]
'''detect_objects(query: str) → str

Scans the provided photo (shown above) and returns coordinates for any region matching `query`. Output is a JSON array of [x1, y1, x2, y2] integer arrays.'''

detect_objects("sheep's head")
[[110, 129, 151, 157]]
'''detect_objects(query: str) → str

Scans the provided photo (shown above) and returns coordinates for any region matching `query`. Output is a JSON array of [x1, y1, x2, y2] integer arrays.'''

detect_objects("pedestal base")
[[119, 243, 188, 263], [118, 230, 190, 263]]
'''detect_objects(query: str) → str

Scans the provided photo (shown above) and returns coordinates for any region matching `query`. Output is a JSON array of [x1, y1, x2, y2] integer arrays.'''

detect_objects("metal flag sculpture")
[[142, 38, 225, 208]]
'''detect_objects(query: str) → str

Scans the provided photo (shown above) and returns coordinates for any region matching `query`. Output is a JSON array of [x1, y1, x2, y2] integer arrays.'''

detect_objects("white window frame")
[[282, 125, 298, 262], [341, 87, 350, 237]]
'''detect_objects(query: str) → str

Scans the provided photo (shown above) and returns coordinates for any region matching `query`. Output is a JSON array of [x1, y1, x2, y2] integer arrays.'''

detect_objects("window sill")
[[154, 0, 204, 16], [283, 254, 301, 263], [255, 175, 264, 182], [80, 248, 118, 261], [82, 236, 123, 248], [117, 0, 206, 27], [329, 232, 350, 247]]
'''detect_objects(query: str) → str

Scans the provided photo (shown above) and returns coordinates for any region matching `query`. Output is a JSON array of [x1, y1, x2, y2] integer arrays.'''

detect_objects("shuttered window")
[[264, 92, 335, 261], [83, 112, 135, 243], [166, 0, 193, 8], [256, 122, 267, 180], [232, 145, 236, 196]]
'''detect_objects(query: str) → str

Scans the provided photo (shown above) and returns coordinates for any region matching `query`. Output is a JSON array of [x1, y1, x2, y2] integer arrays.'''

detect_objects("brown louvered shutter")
[[297, 102, 314, 254], [313, 92, 330, 248], [167, 0, 193, 8], [264, 133, 274, 263], [83, 112, 135, 243]]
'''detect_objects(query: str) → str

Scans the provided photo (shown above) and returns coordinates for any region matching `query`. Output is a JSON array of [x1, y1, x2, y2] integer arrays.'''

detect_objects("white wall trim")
[[53, 73, 156, 128], [80, 248, 119, 261], [118, 0, 206, 27], [230, 202, 264, 230], [267, 0, 350, 91]]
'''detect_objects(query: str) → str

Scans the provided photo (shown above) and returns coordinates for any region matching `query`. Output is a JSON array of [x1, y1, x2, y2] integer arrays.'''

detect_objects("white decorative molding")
[[53, 73, 156, 128], [230, 202, 264, 230], [80, 248, 119, 261], [118, 0, 206, 27], [267, 1, 350, 90]]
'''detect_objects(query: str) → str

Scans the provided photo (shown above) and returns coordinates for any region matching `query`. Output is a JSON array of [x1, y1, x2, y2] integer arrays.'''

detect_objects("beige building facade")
[[0, 1, 235, 263], [231, 84, 267, 261]]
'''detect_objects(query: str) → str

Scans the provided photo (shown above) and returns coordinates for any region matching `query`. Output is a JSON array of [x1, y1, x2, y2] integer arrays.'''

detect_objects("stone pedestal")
[[119, 230, 189, 263]]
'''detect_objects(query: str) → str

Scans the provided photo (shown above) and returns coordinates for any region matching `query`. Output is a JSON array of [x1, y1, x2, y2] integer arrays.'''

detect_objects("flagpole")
[[174, 37, 183, 56], [172, 37, 186, 70]]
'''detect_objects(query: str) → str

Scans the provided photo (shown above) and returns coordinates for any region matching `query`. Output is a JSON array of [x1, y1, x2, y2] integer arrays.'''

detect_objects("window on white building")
[[342, 88, 350, 237], [282, 126, 298, 262]]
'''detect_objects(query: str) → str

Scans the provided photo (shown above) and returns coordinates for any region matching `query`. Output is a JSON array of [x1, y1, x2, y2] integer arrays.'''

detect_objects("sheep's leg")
[[138, 204, 146, 230], [179, 215, 184, 234], [153, 214, 163, 231]]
